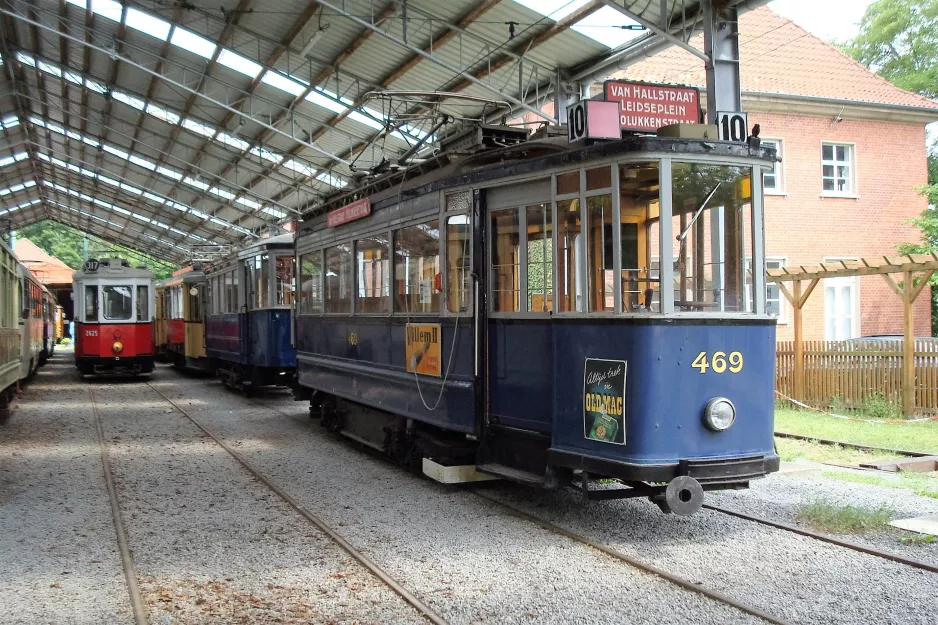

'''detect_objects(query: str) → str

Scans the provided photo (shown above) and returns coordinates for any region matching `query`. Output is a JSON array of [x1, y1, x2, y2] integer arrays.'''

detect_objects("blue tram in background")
[[204, 234, 296, 390], [293, 127, 779, 515]]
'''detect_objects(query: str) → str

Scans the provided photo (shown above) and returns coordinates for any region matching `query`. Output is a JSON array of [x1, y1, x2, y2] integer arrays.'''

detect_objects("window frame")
[[393, 220, 441, 316], [761, 138, 784, 195], [820, 141, 857, 198], [441, 189, 474, 317], [823, 256, 860, 340]]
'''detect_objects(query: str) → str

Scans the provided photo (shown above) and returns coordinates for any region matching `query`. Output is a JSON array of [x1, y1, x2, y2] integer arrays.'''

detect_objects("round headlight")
[[112, 341, 124, 354], [704, 397, 736, 431]]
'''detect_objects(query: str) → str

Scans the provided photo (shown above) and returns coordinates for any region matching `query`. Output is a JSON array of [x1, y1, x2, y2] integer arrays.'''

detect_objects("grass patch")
[[776, 437, 900, 466], [795, 499, 893, 534], [899, 534, 937, 544], [821, 470, 938, 500], [775, 408, 938, 455]]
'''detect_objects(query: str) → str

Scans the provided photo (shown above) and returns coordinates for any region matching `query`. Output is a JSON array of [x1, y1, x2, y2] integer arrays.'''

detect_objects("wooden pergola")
[[768, 254, 938, 416]]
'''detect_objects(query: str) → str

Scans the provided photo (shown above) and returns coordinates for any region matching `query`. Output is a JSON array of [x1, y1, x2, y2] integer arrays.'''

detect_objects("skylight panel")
[[66, 129, 82, 141], [249, 146, 282, 163], [103, 144, 130, 160], [98, 175, 120, 187], [218, 49, 262, 78], [146, 103, 180, 125], [113, 91, 145, 111], [83, 136, 99, 148], [126, 8, 171, 41], [85, 79, 107, 94], [120, 182, 143, 196], [571, 6, 643, 48], [91, 0, 123, 22], [305, 89, 346, 114], [170, 27, 217, 60], [111, 205, 131, 216], [209, 187, 236, 201], [316, 172, 347, 188], [216, 131, 249, 151], [37, 60, 61, 77], [157, 166, 183, 181], [0, 152, 27, 168], [64, 71, 82, 85], [184, 176, 210, 191], [15, 51, 35, 67], [512, 0, 589, 21], [235, 196, 261, 210], [283, 159, 315, 177], [182, 118, 216, 138], [262, 206, 286, 219], [261, 70, 306, 97], [348, 110, 384, 131], [143, 191, 165, 204], [1, 116, 20, 129], [129, 154, 156, 170]]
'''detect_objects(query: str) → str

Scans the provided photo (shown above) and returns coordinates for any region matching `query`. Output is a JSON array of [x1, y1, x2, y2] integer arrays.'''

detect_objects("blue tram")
[[294, 129, 779, 514], [204, 234, 296, 390]]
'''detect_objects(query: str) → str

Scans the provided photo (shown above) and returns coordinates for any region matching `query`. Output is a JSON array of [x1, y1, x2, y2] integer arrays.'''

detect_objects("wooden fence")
[[776, 340, 938, 413]]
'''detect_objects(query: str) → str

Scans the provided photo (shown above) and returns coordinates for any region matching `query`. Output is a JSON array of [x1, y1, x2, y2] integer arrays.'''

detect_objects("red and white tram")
[[72, 258, 156, 375]]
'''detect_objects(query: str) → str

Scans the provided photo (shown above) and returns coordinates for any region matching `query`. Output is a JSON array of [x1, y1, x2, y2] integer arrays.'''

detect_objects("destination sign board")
[[327, 198, 371, 228], [603, 80, 700, 133]]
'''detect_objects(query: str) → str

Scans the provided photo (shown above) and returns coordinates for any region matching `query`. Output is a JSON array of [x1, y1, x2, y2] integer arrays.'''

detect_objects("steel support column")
[[703, 2, 742, 123]]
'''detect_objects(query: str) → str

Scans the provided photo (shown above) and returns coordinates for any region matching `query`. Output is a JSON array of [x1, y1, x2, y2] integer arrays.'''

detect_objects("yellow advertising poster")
[[406, 323, 442, 377]]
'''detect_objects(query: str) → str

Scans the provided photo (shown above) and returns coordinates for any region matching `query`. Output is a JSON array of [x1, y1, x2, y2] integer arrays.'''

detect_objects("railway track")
[[774, 431, 933, 458], [88, 388, 149, 625], [145, 382, 449, 625]]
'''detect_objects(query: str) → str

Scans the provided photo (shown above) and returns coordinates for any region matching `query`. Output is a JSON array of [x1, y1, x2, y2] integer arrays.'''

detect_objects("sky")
[[768, 0, 878, 43]]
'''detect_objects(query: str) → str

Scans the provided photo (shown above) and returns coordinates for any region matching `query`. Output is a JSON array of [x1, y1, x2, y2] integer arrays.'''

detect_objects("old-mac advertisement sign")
[[603, 80, 700, 133]]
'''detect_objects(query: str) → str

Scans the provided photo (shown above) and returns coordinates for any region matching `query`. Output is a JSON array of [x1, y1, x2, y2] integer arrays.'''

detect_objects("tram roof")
[[0, 0, 768, 265]]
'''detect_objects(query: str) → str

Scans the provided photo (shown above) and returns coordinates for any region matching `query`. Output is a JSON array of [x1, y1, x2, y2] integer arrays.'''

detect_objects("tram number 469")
[[716, 111, 748, 143], [692, 351, 743, 374]]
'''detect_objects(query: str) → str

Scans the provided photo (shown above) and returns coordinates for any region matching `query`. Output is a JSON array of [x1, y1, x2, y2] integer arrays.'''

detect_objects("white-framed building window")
[[746, 257, 786, 321], [824, 257, 859, 341], [821, 142, 856, 196], [762, 139, 784, 194]]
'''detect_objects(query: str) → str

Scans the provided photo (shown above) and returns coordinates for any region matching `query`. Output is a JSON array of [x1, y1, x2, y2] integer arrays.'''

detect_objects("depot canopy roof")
[[0, 0, 766, 263]]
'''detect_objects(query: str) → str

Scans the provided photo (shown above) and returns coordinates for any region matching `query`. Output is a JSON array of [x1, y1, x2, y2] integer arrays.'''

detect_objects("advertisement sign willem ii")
[[327, 198, 371, 228], [406, 323, 442, 377], [583, 358, 627, 445], [603, 80, 700, 133]]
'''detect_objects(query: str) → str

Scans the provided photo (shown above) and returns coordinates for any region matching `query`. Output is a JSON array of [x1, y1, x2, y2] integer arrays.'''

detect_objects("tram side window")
[[586, 193, 615, 312], [188, 286, 201, 322], [356, 237, 389, 313], [557, 198, 582, 312], [103, 285, 133, 320], [527, 203, 553, 312], [232, 270, 240, 312], [620, 162, 661, 313], [491, 208, 520, 312], [671, 163, 752, 313], [85, 285, 98, 321], [224, 272, 234, 313], [136, 285, 149, 321], [275, 255, 294, 307], [325, 244, 353, 313], [255, 255, 270, 309], [445, 214, 470, 313], [394, 221, 440, 314], [299, 252, 323, 314]]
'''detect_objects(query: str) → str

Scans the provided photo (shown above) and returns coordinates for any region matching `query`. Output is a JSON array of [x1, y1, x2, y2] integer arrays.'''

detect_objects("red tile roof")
[[617, 6, 938, 110], [14, 238, 75, 286]]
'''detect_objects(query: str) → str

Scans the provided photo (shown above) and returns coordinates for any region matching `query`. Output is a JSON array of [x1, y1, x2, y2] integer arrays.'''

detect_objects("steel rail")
[[145, 382, 450, 625], [217, 390, 790, 625], [88, 388, 149, 625], [774, 431, 933, 458], [703, 503, 938, 575], [470, 491, 791, 625]]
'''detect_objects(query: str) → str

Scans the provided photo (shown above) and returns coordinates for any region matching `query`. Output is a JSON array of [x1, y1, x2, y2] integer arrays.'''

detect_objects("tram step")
[[476, 463, 544, 486]]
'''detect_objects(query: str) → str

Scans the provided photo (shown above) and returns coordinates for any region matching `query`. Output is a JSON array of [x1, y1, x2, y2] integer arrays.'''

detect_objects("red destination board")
[[603, 80, 700, 132], [327, 198, 371, 227]]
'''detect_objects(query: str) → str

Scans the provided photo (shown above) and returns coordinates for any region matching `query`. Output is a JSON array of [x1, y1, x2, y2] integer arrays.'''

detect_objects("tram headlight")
[[704, 397, 736, 432], [112, 341, 124, 354]]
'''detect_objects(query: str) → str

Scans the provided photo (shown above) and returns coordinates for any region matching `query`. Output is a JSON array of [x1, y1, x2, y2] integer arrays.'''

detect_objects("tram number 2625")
[[692, 351, 743, 374]]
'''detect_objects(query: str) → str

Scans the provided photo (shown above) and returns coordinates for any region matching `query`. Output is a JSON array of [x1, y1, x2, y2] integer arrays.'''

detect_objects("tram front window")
[[671, 163, 752, 313], [103, 285, 133, 320]]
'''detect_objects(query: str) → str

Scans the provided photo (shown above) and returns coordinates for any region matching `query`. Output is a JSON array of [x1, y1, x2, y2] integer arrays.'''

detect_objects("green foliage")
[[843, 0, 938, 98], [860, 391, 904, 420], [13, 220, 176, 279], [775, 408, 938, 454], [899, 533, 938, 543], [795, 499, 893, 534], [822, 470, 938, 500]]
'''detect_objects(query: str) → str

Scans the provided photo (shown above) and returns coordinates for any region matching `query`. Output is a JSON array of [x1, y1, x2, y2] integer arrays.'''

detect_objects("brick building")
[[618, 6, 938, 340]]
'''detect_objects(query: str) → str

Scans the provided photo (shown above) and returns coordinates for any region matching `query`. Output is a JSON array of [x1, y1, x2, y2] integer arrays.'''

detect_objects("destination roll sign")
[[603, 80, 700, 133]]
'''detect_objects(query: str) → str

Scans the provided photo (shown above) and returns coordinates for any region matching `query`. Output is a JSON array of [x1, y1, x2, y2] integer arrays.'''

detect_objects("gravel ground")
[[153, 371, 767, 625], [712, 469, 938, 568], [156, 370, 938, 625], [0, 355, 133, 624], [88, 369, 427, 624]]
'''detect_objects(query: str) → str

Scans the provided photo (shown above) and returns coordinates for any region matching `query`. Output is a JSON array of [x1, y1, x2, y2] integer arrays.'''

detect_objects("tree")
[[13, 220, 176, 279], [844, 0, 938, 332]]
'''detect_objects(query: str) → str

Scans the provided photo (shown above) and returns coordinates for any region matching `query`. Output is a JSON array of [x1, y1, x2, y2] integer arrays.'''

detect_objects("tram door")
[[484, 181, 554, 433]]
